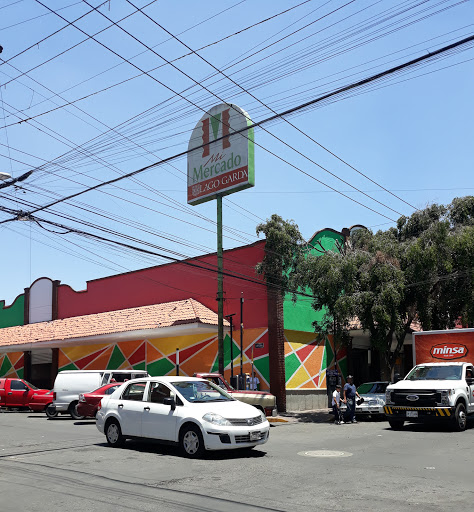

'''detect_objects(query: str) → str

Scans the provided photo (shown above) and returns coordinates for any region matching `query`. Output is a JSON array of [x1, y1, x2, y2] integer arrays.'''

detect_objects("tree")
[[256, 197, 474, 379]]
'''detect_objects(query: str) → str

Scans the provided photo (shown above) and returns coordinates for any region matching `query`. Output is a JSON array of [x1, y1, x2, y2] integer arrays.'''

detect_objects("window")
[[148, 382, 172, 404], [101, 373, 110, 385], [105, 385, 120, 395], [112, 373, 132, 383], [121, 382, 146, 401], [10, 380, 29, 391]]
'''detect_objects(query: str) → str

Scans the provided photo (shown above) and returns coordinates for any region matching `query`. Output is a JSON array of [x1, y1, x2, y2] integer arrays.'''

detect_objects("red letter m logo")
[[201, 108, 231, 157]]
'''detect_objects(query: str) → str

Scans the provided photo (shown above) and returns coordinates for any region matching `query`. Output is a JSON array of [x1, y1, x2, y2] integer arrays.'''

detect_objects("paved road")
[[1, 411, 473, 512]]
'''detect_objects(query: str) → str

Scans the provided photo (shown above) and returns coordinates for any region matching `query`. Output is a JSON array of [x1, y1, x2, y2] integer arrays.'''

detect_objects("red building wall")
[[57, 241, 268, 330]]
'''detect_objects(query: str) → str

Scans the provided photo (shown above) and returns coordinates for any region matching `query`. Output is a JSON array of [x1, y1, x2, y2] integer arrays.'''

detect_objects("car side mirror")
[[393, 373, 401, 384], [466, 377, 474, 385], [163, 397, 176, 410]]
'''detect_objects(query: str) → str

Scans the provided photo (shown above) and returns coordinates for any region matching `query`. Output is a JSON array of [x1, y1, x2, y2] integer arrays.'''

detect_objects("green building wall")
[[0, 294, 25, 329]]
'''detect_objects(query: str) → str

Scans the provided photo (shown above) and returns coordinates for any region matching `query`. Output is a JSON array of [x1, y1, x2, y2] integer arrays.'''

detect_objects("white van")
[[48, 370, 149, 419]]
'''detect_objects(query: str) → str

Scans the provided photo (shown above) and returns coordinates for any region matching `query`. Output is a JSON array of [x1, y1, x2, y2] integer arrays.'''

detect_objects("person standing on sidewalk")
[[332, 384, 342, 425], [343, 375, 361, 423]]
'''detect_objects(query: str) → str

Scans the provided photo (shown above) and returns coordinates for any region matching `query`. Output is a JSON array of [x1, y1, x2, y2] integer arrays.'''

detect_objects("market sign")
[[187, 103, 254, 205]]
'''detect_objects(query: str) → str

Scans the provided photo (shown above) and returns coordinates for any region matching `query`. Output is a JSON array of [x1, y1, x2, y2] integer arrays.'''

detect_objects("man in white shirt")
[[247, 372, 260, 391], [332, 384, 342, 425]]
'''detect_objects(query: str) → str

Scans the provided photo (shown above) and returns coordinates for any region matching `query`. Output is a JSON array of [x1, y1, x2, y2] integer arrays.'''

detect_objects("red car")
[[29, 390, 54, 413], [76, 383, 121, 418]]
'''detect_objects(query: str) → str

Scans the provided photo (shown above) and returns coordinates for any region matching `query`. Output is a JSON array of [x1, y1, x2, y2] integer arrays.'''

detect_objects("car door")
[[115, 381, 147, 437], [465, 366, 474, 413], [6, 380, 30, 407], [141, 382, 178, 441]]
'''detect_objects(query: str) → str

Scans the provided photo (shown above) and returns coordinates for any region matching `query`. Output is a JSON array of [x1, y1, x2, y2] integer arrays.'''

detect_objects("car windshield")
[[406, 365, 462, 381], [357, 382, 388, 394], [171, 380, 233, 403], [23, 380, 39, 390]]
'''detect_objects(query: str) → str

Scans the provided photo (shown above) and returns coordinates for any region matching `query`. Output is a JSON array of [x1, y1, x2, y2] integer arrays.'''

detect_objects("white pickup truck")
[[384, 362, 474, 431]]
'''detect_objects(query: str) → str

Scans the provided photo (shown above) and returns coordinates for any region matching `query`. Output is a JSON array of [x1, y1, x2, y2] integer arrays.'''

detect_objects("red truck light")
[[53, 392, 56, 401]]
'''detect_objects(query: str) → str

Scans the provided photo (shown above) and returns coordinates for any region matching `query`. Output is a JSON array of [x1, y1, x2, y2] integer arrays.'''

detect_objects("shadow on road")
[[94, 439, 267, 460]]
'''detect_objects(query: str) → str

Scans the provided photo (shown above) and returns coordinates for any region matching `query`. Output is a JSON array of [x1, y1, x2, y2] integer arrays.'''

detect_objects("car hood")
[[183, 399, 263, 419], [388, 380, 462, 390], [32, 389, 51, 395]]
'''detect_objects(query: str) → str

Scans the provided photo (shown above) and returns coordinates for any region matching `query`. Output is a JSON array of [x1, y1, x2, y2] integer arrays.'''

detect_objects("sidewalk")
[[268, 409, 333, 425]]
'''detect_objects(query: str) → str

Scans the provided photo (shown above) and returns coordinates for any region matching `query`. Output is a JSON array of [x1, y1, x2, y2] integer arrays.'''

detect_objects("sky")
[[0, 0, 473, 304]]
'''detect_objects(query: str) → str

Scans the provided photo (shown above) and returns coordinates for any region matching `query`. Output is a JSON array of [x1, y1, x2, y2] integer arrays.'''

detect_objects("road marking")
[[297, 450, 353, 458]]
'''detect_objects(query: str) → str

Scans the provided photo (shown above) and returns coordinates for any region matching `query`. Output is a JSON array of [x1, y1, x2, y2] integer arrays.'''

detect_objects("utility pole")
[[240, 292, 244, 389], [217, 194, 224, 375], [225, 313, 235, 379]]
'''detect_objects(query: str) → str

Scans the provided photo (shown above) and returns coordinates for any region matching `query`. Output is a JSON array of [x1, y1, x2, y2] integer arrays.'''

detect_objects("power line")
[[2, 29, 473, 226], [127, 0, 417, 214]]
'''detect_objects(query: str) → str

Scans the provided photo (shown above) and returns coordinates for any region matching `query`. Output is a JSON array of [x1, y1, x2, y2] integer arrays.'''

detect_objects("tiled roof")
[[0, 299, 226, 348]]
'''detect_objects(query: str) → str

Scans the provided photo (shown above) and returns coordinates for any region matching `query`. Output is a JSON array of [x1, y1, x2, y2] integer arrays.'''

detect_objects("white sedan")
[[96, 376, 270, 457]]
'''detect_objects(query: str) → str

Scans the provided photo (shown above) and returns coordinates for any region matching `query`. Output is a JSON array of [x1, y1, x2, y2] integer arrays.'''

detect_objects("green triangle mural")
[[285, 353, 300, 383], [253, 356, 270, 386], [223, 335, 241, 370], [0, 356, 13, 377], [107, 345, 126, 370], [325, 337, 334, 367], [17, 368, 24, 379], [147, 358, 175, 376], [60, 362, 78, 372], [133, 362, 146, 371]]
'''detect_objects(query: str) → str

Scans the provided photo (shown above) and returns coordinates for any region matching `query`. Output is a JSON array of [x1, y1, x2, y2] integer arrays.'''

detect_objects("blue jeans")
[[345, 398, 355, 422]]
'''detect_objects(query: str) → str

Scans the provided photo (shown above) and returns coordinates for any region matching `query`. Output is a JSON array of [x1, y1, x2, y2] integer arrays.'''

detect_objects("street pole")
[[217, 194, 224, 375], [225, 313, 235, 379], [240, 292, 244, 389]]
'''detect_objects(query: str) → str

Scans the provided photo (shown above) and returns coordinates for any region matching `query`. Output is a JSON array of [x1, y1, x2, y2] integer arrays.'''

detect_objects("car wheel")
[[180, 424, 205, 458], [45, 404, 58, 419], [388, 419, 404, 430], [452, 403, 467, 432], [69, 401, 84, 420], [105, 419, 125, 447]]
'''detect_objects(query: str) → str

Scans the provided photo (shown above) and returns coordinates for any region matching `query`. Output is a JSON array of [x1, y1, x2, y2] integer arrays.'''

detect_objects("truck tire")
[[388, 419, 404, 430], [452, 403, 467, 432], [45, 404, 58, 419]]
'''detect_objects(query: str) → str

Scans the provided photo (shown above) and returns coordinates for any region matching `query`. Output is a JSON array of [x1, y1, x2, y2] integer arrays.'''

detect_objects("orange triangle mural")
[[146, 342, 166, 364], [85, 346, 114, 370], [119, 339, 144, 360], [179, 339, 218, 376]]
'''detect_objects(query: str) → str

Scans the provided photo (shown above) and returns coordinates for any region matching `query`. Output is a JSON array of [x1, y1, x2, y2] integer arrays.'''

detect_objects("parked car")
[[194, 372, 277, 416], [340, 381, 389, 418], [96, 376, 270, 458], [49, 369, 149, 419], [0, 378, 50, 409], [29, 390, 54, 413], [76, 383, 122, 418]]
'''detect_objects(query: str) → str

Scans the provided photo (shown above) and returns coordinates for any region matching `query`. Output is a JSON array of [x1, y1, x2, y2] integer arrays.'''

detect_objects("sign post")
[[187, 104, 254, 375]]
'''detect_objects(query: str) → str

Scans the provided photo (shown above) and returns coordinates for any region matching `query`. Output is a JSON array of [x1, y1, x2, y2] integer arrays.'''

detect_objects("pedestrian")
[[343, 375, 361, 423], [332, 384, 342, 425], [249, 372, 260, 391]]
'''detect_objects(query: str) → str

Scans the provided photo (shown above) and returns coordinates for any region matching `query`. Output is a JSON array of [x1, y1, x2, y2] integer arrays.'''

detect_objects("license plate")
[[406, 410, 418, 418], [250, 431, 260, 441]]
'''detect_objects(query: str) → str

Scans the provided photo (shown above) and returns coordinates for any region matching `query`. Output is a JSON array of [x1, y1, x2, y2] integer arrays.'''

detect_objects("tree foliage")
[[257, 198, 474, 376]]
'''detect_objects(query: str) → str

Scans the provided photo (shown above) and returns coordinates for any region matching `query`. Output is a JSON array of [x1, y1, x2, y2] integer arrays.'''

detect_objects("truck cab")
[[0, 378, 50, 409], [384, 362, 474, 431]]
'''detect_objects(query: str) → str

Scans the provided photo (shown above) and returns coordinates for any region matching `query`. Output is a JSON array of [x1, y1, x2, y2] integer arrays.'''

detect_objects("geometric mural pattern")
[[284, 330, 347, 389], [57, 328, 271, 390], [0, 351, 24, 379]]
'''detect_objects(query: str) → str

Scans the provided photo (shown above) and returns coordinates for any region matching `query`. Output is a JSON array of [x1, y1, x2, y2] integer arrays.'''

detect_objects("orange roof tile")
[[0, 298, 227, 348]]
